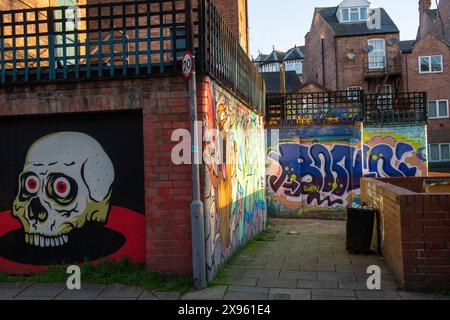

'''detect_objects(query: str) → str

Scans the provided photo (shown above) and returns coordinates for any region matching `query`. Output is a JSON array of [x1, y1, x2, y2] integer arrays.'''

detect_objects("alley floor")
[[0, 219, 449, 300]]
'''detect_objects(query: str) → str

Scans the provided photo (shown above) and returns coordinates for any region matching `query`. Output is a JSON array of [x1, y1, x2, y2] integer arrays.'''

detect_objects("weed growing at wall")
[[0, 259, 192, 294]]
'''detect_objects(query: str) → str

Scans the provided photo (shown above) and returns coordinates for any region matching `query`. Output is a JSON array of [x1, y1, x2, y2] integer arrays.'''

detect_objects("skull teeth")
[[25, 234, 69, 248]]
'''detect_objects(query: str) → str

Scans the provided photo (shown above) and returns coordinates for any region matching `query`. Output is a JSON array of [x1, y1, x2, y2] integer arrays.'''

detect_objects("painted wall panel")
[[267, 124, 428, 217], [0, 111, 145, 274], [202, 80, 266, 280]]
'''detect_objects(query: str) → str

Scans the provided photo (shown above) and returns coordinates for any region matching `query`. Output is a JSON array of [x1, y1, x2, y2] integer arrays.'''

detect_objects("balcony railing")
[[363, 56, 403, 79], [365, 92, 427, 125], [266, 91, 428, 126], [266, 91, 365, 125], [0, 0, 265, 113]]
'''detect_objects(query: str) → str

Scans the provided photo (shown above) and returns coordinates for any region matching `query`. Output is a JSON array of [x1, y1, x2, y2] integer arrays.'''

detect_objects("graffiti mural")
[[203, 81, 266, 280], [267, 125, 428, 217], [13, 132, 115, 248], [0, 112, 145, 274], [363, 126, 428, 178]]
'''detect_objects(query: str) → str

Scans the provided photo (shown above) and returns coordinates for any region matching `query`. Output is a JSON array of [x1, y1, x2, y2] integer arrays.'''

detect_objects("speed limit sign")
[[181, 51, 193, 80]]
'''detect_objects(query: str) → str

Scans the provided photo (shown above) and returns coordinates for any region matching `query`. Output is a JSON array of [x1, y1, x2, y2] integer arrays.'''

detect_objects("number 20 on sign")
[[182, 51, 193, 80]]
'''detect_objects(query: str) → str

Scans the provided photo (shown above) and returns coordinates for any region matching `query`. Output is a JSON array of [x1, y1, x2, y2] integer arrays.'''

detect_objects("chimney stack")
[[419, 0, 432, 12]]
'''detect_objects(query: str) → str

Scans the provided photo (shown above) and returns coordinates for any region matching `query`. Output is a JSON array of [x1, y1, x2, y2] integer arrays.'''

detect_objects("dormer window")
[[341, 7, 368, 22]]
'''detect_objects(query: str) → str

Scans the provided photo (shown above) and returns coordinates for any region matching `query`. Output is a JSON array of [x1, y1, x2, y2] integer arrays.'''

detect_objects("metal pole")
[[186, 0, 206, 290]]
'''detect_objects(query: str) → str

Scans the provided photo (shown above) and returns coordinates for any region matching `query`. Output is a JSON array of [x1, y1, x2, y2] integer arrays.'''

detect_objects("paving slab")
[[257, 278, 297, 289], [14, 296, 55, 300], [279, 270, 317, 280], [138, 291, 160, 300], [223, 292, 268, 300], [228, 286, 269, 294], [55, 289, 103, 300], [243, 269, 280, 279], [0, 289, 23, 300], [317, 272, 357, 282], [297, 280, 339, 289], [154, 291, 181, 300], [312, 295, 357, 300], [300, 264, 336, 272], [15, 283, 66, 298], [311, 289, 356, 298], [181, 286, 227, 300], [97, 284, 144, 299], [268, 288, 311, 300], [355, 290, 402, 300]]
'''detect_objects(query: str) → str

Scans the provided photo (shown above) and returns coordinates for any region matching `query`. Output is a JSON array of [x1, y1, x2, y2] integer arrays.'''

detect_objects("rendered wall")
[[200, 78, 266, 280], [267, 124, 428, 217]]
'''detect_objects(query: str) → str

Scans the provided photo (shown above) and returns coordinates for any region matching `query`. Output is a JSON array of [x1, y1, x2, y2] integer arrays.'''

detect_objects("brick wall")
[[304, 10, 336, 88], [361, 178, 407, 288], [403, 33, 450, 172], [212, 0, 249, 53], [361, 177, 450, 290], [0, 76, 194, 276], [336, 34, 402, 92]]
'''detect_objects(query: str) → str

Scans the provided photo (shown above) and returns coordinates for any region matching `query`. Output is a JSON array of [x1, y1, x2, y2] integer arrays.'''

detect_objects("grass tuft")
[[0, 259, 192, 294]]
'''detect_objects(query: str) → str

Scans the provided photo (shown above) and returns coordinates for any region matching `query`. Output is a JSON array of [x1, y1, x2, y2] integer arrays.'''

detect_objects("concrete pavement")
[[0, 219, 449, 300]]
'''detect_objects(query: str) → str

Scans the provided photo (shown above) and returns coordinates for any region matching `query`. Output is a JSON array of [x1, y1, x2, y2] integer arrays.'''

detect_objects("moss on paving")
[[0, 259, 192, 294], [209, 222, 278, 286]]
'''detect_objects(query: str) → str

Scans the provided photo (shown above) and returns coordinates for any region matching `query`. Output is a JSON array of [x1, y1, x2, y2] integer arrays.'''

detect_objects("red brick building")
[[402, 0, 450, 172], [304, 0, 404, 95]]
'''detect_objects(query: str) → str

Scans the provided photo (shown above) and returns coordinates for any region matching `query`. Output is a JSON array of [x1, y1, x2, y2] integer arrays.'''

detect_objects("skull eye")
[[53, 177, 70, 198], [46, 173, 78, 205], [25, 175, 40, 194]]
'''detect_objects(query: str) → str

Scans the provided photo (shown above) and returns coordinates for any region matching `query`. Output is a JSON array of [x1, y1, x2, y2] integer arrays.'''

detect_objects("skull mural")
[[12, 132, 115, 248]]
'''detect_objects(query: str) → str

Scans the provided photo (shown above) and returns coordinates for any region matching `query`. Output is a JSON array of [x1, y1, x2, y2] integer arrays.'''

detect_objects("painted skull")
[[12, 132, 115, 248]]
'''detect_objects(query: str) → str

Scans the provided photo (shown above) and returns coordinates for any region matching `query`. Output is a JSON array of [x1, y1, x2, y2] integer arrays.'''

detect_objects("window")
[[429, 144, 450, 162], [428, 100, 449, 119], [295, 61, 303, 75], [368, 39, 386, 69], [360, 7, 368, 20], [419, 55, 443, 73], [341, 7, 369, 22], [342, 8, 350, 22]]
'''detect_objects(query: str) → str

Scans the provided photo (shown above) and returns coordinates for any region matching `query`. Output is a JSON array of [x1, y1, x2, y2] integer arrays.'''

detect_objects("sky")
[[248, 0, 437, 58]]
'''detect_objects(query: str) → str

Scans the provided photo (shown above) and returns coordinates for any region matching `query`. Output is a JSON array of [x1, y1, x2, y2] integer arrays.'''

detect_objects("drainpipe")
[[280, 62, 286, 94], [321, 38, 325, 87], [186, 0, 206, 290]]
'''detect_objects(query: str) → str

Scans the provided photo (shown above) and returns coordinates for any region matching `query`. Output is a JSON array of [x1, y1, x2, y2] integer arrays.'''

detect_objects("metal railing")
[[365, 92, 427, 125], [363, 56, 402, 78], [265, 91, 365, 125], [198, 0, 265, 114], [266, 91, 428, 126], [0, 0, 265, 113]]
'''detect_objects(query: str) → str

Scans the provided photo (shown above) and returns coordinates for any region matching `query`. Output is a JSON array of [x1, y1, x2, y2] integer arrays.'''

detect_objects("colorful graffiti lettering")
[[267, 125, 428, 216], [203, 81, 266, 280]]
